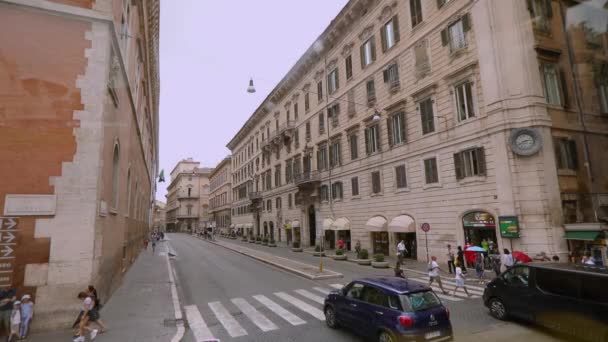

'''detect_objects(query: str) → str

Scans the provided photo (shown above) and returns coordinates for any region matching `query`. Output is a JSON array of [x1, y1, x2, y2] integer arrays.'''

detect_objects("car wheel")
[[324, 306, 339, 329], [378, 331, 395, 342], [489, 298, 508, 320]]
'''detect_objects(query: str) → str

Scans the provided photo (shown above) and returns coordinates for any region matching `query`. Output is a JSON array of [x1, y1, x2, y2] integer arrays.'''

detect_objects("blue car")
[[323, 277, 453, 342]]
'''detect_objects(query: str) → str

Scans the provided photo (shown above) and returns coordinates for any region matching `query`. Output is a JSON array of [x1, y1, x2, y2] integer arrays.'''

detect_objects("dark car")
[[483, 263, 608, 342], [323, 277, 453, 342]]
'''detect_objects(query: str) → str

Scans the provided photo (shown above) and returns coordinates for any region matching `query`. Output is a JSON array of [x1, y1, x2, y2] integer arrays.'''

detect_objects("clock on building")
[[509, 128, 542, 156]]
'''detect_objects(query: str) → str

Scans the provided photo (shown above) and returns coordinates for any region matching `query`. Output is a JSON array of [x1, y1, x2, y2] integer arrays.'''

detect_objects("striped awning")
[[330, 217, 351, 231], [365, 216, 388, 232], [323, 218, 334, 230], [388, 215, 415, 233]]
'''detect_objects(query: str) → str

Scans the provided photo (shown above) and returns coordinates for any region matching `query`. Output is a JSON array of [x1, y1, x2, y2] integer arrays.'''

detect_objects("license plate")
[[425, 331, 441, 339]]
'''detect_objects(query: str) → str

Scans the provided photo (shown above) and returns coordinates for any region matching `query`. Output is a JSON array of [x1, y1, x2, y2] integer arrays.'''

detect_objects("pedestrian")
[[354, 240, 361, 259], [86, 285, 101, 311], [19, 295, 33, 339], [8, 301, 20, 342], [152, 238, 156, 254], [584, 253, 596, 265], [397, 240, 407, 262], [501, 249, 514, 272], [475, 253, 485, 284], [453, 264, 472, 297], [492, 251, 502, 277], [428, 256, 448, 295], [456, 246, 467, 274], [552, 255, 560, 262], [143, 238, 149, 250], [394, 260, 405, 279], [337, 239, 345, 251], [446, 244, 455, 274], [0, 287, 16, 338], [74, 291, 106, 341], [481, 238, 489, 252]]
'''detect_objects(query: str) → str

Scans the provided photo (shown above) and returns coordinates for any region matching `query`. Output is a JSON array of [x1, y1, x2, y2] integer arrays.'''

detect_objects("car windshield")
[[400, 291, 442, 312]]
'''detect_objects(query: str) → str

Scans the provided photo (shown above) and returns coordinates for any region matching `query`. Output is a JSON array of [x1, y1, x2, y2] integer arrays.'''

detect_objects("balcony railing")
[[248, 192, 262, 200], [294, 171, 321, 186], [562, 192, 608, 226], [176, 213, 198, 219], [178, 193, 198, 200]]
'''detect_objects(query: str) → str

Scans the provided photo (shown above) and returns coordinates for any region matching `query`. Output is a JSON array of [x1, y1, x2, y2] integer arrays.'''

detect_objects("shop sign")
[[463, 212, 496, 228], [499, 216, 520, 238]]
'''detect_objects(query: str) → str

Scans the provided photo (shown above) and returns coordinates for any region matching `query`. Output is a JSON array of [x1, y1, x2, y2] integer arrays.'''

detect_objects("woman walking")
[[453, 264, 472, 297]]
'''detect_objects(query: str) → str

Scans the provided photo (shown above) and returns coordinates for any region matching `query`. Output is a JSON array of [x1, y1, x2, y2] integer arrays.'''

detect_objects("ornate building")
[[210, 156, 233, 234]]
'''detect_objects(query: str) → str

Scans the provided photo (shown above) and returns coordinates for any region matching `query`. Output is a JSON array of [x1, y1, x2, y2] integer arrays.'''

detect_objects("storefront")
[[332, 217, 351, 251], [292, 220, 301, 244], [564, 223, 607, 266], [462, 211, 497, 248], [388, 215, 416, 259], [323, 218, 334, 249], [366, 216, 389, 255], [284, 221, 293, 245]]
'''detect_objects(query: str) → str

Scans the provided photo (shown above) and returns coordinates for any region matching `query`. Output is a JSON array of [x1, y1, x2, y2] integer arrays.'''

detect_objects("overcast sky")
[[157, 0, 348, 201]]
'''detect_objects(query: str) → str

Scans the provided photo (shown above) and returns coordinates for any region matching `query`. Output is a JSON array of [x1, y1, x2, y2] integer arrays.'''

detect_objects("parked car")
[[483, 263, 608, 342], [324, 277, 453, 342]]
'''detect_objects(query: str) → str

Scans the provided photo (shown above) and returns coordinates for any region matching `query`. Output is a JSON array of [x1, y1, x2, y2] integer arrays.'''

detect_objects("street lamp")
[[372, 110, 381, 122], [247, 78, 256, 93]]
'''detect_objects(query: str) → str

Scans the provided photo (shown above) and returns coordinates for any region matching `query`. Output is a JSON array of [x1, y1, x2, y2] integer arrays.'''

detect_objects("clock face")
[[510, 128, 542, 156], [515, 133, 535, 150]]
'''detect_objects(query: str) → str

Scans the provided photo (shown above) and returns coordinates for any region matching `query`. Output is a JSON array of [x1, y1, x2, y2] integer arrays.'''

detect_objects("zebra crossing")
[[184, 281, 485, 340]]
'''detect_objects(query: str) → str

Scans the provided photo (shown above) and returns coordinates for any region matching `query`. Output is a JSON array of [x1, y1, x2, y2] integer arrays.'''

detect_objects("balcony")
[[178, 194, 198, 200], [248, 192, 262, 201], [176, 213, 198, 219], [294, 171, 321, 187], [562, 192, 608, 230]]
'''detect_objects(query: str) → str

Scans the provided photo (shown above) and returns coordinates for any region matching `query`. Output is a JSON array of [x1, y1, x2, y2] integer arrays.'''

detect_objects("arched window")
[[126, 168, 131, 216], [111, 143, 120, 210]]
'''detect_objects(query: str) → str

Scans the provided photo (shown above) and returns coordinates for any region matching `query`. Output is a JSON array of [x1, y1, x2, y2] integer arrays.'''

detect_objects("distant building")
[[153, 201, 167, 232], [210, 156, 233, 234], [165, 159, 213, 232]]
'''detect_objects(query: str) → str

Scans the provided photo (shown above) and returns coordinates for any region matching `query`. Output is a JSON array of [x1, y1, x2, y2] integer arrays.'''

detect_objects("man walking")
[[0, 287, 16, 337], [446, 245, 455, 274], [397, 240, 407, 262], [428, 256, 448, 295]]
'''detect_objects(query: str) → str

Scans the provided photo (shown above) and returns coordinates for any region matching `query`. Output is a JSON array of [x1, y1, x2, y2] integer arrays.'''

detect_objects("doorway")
[[394, 232, 417, 259], [269, 222, 274, 240], [263, 222, 268, 237], [308, 205, 316, 246], [325, 231, 335, 249], [372, 231, 389, 255]]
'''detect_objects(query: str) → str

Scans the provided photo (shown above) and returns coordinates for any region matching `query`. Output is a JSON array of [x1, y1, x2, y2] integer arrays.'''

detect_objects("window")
[[328, 69, 339, 94], [331, 182, 343, 200], [410, 0, 423, 28], [285, 159, 293, 183], [349, 133, 358, 160], [345, 55, 353, 80], [554, 138, 578, 171], [305, 122, 311, 141], [276, 197, 282, 210], [597, 63, 608, 113], [294, 128, 300, 148], [317, 144, 328, 170], [441, 15, 470, 51], [371, 171, 382, 194], [382, 16, 400, 52], [455, 81, 475, 121], [304, 92, 310, 112], [383, 63, 400, 89], [111, 143, 120, 210], [581, 275, 608, 304], [542, 63, 562, 106], [360, 38, 376, 68], [528, 0, 552, 32], [362, 286, 388, 307], [120, 1, 131, 53], [536, 268, 581, 298], [454, 147, 486, 179], [320, 185, 329, 201], [365, 124, 380, 154], [437, 0, 452, 8], [286, 109, 290, 122], [424, 158, 439, 184], [420, 98, 435, 134], [388, 111, 406, 146], [265, 171, 271, 190], [329, 139, 341, 168], [351, 177, 359, 196], [319, 112, 325, 134], [186, 205, 192, 216], [288, 193, 293, 209], [274, 166, 281, 187], [346, 282, 364, 299], [366, 79, 376, 105], [328, 103, 340, 128], [395, 165, 407, 189], [317, 81, 323, 103], [294, 102, 299, 120], [266, 199, 272, 212]]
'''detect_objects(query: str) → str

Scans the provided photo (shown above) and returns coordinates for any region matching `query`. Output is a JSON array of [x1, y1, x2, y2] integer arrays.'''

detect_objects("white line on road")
[[274, 292, 325, 321], [411, 278, 483, 297], [231, 298, 278, 332], [208, 301, 248, 337], [185, 305, 216, 342], [295, 289, 325, 304], [165, 242, 185, 342], [313, 287, 330, 295], [415, 276, 487, 292], [329, 284, 343, 289], [253, 295, 306, 326]]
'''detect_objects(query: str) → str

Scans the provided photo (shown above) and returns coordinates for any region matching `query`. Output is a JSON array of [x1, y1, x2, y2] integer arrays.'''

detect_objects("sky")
[[157, 0, 349, 201]]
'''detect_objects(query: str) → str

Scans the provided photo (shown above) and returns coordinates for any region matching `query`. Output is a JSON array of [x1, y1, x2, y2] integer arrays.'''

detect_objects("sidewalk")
[[28, 242, 178, 342]]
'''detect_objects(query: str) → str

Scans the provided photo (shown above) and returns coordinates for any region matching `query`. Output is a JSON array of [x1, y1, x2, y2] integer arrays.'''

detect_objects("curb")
[[199, 237, 343, 280]]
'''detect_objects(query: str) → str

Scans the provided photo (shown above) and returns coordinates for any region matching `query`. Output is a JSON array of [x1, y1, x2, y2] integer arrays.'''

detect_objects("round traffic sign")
[[421, 222, 430, 232]]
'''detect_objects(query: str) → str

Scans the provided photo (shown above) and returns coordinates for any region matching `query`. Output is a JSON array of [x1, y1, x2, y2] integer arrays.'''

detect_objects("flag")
[[158, 169, 165, 183]]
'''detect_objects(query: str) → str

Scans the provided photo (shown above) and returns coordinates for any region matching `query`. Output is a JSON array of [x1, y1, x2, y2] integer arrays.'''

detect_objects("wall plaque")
[[4, 194, 57, 216]]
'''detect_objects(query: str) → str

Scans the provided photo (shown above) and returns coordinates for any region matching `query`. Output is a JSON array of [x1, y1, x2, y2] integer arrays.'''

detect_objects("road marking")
[[313, 287, 330, 295], [329, 283, 343, 289], [417, 276, 486, 293], [184, 305, 216, 341], [412, 278, 483, 297], [295, 289, 325, 304], [274, 292, 325, 321], [208, 301, 247, 337], [253, 295, 306, 326], [165, 241, 185, 342], [231, 298, 278, 332]]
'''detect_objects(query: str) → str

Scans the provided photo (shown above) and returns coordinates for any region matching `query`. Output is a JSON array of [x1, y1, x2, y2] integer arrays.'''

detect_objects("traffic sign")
[[421, 222, 431, 232], [0, 232, 15, 244], [0, 218, 17, 231], [0, 246, 13, 258]]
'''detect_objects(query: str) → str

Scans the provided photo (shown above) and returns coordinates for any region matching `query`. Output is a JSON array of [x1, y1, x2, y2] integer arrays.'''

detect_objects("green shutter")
[[387, 118, 393, 146], [365, 128, 370, 155], [380, 24, 388, 52], [544, 0, 553, 18], [371, 37, 377, 61], [399, 112, 406, 143], [437, 0, 445, 8], [454, 153, 463, 180], [560, 69, 569, 108], [462, 13, 471, 32], [477, 147, 486, 176], [393, 16, 400, 43], [360, 43, 366, 69], [568, 140, 579, 169], [441, 28, 449, 46]]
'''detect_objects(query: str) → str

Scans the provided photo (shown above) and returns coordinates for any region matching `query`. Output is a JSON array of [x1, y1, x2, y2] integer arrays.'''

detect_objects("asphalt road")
[[168, 234, 567, 342]]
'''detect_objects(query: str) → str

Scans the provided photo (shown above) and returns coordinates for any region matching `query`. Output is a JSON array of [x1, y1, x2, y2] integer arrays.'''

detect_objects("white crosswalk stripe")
[[417, 276, 486, 293], [231, 298, 278, 332], [253, 295, 306, 326], [294, 289, 325, 304], [410, 278, 480, 300], [313, 287, 331, 295], [208, 301, 248, 337], [184, 305, 216, 342], [329, 283, 344, 289], [275, 292, 325, 321], [412, 277, 484, 296]]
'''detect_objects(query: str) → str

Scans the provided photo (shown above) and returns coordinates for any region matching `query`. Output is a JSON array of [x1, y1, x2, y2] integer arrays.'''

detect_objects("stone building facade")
[[227, 0, 608, 264], [209, 156, 232, 234], [0, 0, 160, 329], [165, 159, 212, 233], [153, 200, 166, 232]]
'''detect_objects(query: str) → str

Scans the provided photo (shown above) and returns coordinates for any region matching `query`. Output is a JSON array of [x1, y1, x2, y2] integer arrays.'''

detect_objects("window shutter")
[[393, 16, 400, 43], [335, 70, 340, 90], [380, 25, 388, 52], [560, 69, 569, 108], [453, 152, 463, 180], [383, 69, 389, 83], [360, 44, 366, 68], [371, 37, 377, 61], [441, 28, 449, 46], [365, 128, 371, 155], [376, 125, 382, 151], [462, 13, 471, 32], [568, 140, 579, 169], [544, 0, 553, 18], [387, 118, 394, 146], [399, 112, 406, 142], [477, 147, 486, 176], [437, 0, 446, 8], [317, 150, 321, 170]]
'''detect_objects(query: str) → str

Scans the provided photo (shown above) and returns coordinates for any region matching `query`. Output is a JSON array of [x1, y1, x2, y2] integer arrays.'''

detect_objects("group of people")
[[72, 285, 106, 342], [144, 231, 164, 253], [0, 287, 34, 341]]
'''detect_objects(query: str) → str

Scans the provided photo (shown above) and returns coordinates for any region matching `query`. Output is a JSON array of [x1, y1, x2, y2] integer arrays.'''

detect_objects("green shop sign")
[[499, 216, 520, 238]]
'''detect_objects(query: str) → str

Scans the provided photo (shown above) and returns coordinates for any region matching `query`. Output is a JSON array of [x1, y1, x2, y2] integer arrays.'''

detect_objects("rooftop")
[[359, 277, 430, 294]]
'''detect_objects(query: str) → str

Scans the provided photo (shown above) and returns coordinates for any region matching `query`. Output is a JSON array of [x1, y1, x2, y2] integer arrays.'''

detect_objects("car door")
[[339, 282, 365, 331], [358, 285, 392, 338], [499, 265, 534, 321]]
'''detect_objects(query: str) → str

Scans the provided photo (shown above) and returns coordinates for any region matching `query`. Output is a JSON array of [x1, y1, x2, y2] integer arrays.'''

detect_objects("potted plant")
[[249, 235, 255, 243], [268, 238, 277, 247], [262, 237, 269, 245], [256, 236, 262, 244], [291, 241, 303, 252], [313, 245, 325, 257], [331, 248, 348, 261], [355, 249, 371, 265], [371, 253, 389, 268], [242, 235, 248, 241]]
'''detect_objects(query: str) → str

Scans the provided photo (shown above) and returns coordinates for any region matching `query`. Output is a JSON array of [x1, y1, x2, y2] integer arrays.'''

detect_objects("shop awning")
[[244, 224, 252, 229], [365, 216, 388, 232], [292, 220, 300, 228], [388, 215, 415, 233], [230, 224, 235, 228], [331, 217, 351, 231], [323, 218, 334, 230], [564, 231, 602, 241]]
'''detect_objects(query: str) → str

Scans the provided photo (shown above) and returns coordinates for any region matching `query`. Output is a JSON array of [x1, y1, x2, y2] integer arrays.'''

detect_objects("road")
[[167, 234, 567, 342]]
